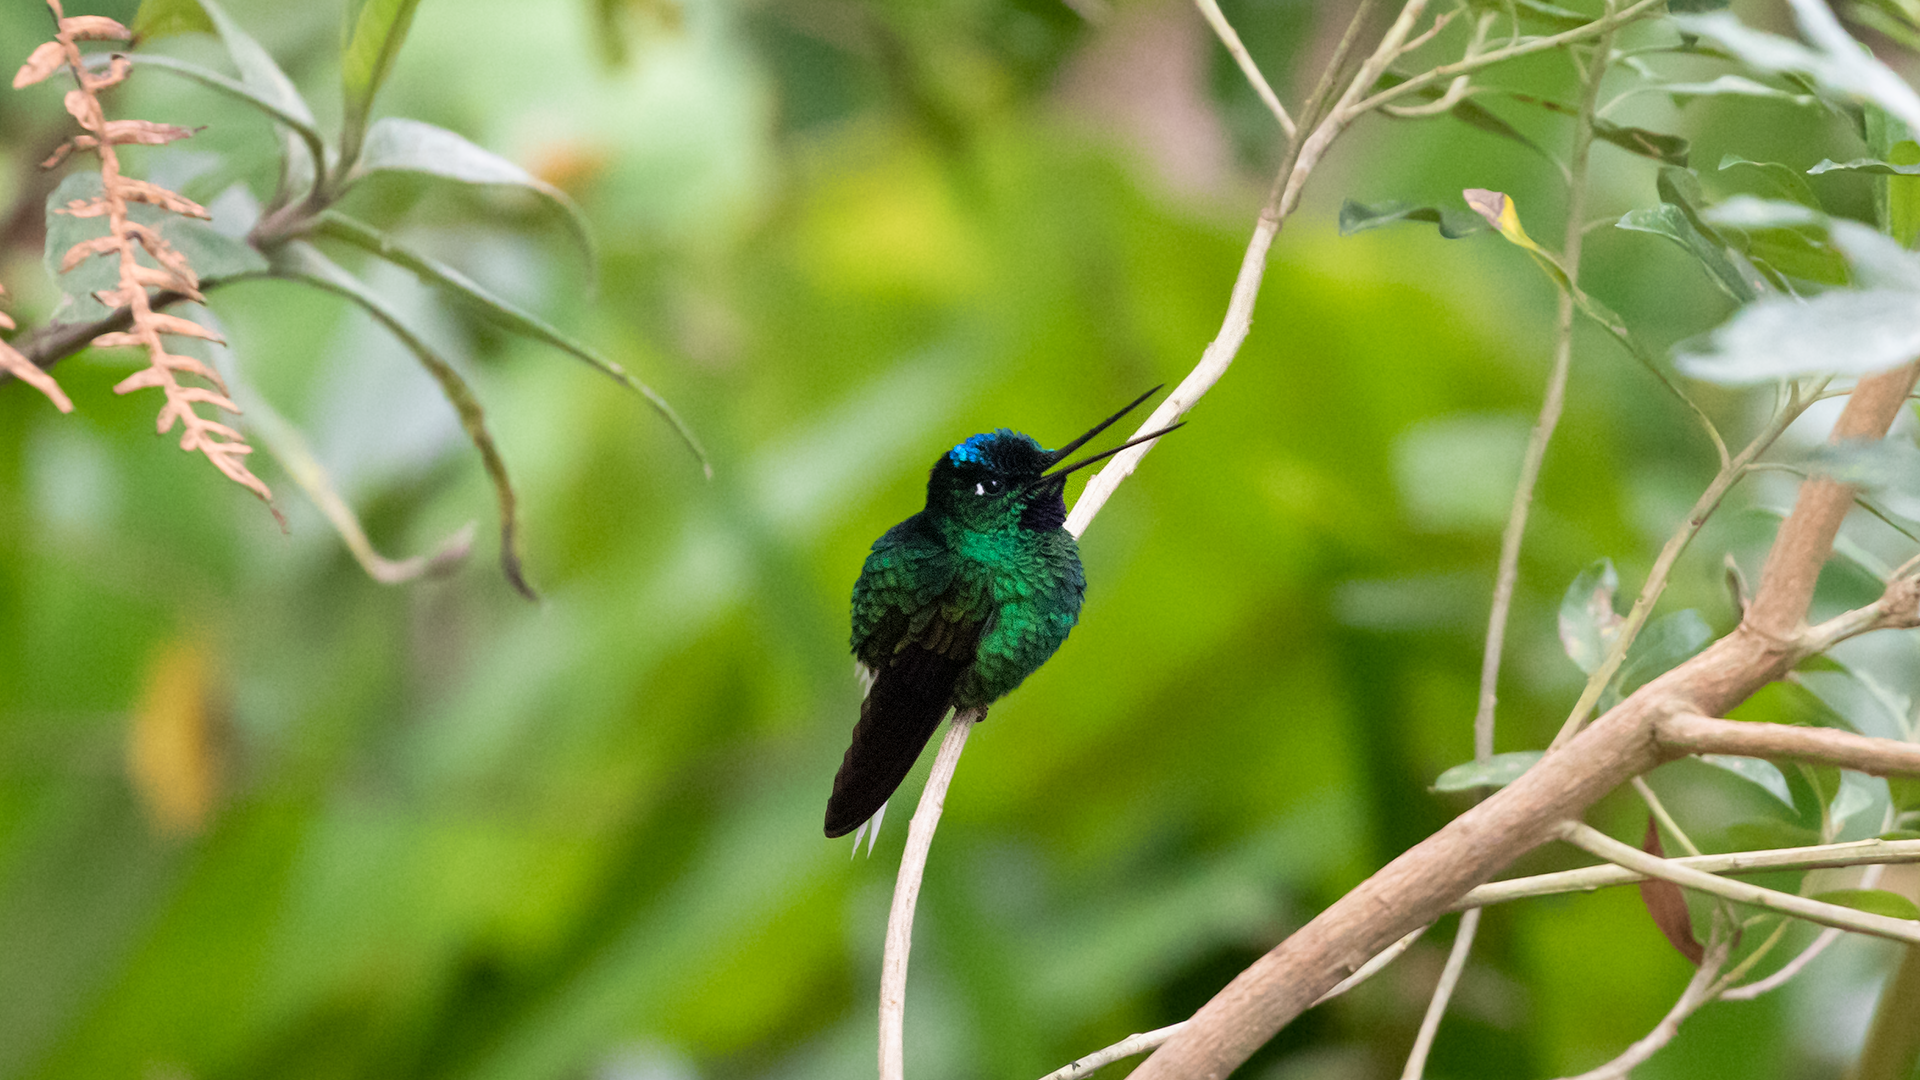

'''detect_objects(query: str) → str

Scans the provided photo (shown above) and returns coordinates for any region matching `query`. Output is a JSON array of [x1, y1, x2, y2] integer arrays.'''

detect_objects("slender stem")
[[1559, 822, 1920, 947], [1454, 837, 1920, 910], [878, 711, 979, 1080], [1550, 922, 1734, 1080], [1192, 0, 1295, 138], [1633, 778, 1703, 857], [1400, 909, 1481, 1080]]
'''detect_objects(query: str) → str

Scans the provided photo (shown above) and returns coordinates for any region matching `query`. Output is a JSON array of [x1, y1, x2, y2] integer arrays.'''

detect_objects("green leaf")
[[340, 0, 425, 163], [1337, 199, 1490, 239], [1667, 0, 1732, 11], [1616, 609, 1713, 697], [1446, 98, 1554, 165], [1593, 118, 1690, 166], [350, 118, 596, 274], [1891, 777, 1920, 816], [1617, 204, 1763, 301], [314, 212, 709, 475], [1433, 751, 1543, 793], [1718, 155, 1820, 208], [268, 241, 536, 600], [1558, 559, 1621, 675], [42, 172, 266, 322], [1802, 440, 1920, 518], [131, 0, 214, 39], [1810, 888, 1920, 921], [1698, 754, 1797, 807], [1807, 156, 1920, 176], [117, 54, 327, 185], [1662, 75, 1818, 107], [1678, 288, 1920, 383], [1831, 770, 1878, 829], [193, 0, 319, 199], [1879, 828, 1920, 841]]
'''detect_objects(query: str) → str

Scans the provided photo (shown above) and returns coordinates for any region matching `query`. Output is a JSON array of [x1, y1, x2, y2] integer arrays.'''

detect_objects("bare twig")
[[1455, 837, 1920, 910], [1559, 822, 1920, 946], [879, 711, 979, 1080], [1191, 0, 1294, 139], [1400, 909, 1480, 1080]]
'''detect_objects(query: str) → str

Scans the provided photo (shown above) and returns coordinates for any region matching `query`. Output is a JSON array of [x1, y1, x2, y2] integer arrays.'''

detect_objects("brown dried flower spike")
[[14, 0, 271, 503]]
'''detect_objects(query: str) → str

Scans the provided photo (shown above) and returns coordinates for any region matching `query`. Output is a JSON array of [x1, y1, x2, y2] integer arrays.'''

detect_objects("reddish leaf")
[[1637, 817, 1704, 964]]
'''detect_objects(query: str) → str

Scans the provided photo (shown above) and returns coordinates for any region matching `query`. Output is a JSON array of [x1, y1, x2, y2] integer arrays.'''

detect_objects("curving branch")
[[1656, 711, 1920, 779]]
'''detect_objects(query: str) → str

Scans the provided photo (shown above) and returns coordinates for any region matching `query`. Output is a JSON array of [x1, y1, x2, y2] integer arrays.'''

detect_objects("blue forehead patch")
[[944, 429, 1049, 474]]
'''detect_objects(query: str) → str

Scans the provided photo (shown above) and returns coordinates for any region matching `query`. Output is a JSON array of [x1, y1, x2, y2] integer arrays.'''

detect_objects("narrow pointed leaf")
[[1674, 3, 1920, 132], [113, 54, 326, 181], [1433, 751, 1543, 793], [1638, 818, 1704, 964], [1617, 204, 1761, 301], [1616, 609, 1713, 697], [350, 117, 595, 274], [1698, 754, 1797, 807], [1810, 889, 1920, 921], [130, 0, 214, 39], [194, 0, 318, 197], [340, 0, 424, 161], [314, 211, 708, 475], [1558, 559, 1621, 675], [1662, 75, 1817, 106], [1593, 118, 1690, 166], [269, 240, 535, 600], [1338, 199, 1489, 239], [1717, 154, 1819, 208]]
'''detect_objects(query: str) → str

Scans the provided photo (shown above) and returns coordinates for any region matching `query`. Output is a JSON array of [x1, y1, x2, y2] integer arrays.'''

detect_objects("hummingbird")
[[826, 387, 1182, 845]]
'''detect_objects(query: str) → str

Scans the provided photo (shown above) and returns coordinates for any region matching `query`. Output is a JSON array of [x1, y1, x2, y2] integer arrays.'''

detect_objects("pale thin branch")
[[1348, 0, 1667, 116], [1400, 909, 1480, 1080], [1550, 393, 1811, 748], [1454, 837, 1920, 910], [1559, 822, 1920, 947], [1191, 0, 1295, 139], [1038, 1024, 1187, 1080], [1657, 712, 1920, 780], [1036, 925, 1431, 1080], [879, 711, 979, 1080], [1551, 921, 1734, 1080]]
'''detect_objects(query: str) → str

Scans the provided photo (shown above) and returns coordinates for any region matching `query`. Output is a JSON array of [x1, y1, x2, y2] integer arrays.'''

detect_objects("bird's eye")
[[974, 478, 1004, 496]]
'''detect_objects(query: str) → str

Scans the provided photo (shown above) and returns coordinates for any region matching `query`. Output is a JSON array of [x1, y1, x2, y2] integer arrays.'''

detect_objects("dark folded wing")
[[826, 604, 983, 837]]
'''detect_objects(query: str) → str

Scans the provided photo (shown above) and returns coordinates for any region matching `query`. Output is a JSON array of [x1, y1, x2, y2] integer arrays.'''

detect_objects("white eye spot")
[[974, 482, 986, 496]]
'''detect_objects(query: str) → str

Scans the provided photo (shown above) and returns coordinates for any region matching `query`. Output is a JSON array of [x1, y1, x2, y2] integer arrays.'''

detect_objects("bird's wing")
[[828, 585, 988, 839]]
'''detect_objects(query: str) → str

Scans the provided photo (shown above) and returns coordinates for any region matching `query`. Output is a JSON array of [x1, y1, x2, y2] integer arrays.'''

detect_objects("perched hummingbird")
[[826, 387, 1181, 843]]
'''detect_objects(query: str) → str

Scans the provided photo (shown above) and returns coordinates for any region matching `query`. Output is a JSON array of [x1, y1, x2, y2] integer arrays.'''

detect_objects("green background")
[[0, 0, 1909, 1077]]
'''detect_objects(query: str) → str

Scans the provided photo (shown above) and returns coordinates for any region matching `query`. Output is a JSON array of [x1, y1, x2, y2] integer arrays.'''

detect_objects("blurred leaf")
[[1718, 154, 1820, 208], [1881, 829, 1920, 841], [194, 0, 318, 198], [1558, 559, 1622, 675], [1663, 75, 1817, 107], [42, 173, 266, 322], [1803, 439, 1920, 518], [131, 0, 214, 39], [120, 53, 327, 176], [128, 636, 223, 836], [1888, 141, 1920, 249], [1831, 770, 1878, 828], [269, 240, 536, 600], [1615, 609, 1713, 698], [1337, 199, 1490, 238], [1434, 751, 1543, 792], [340, 0, 424, 160], [1669, 0, 1733, 10], [1638, 818, 1704, 964], [1593, 119, 1690, 166], [1464, 0, 1589, 31], [1810, 888, 1920, 920], [314, 212, 709, 475], [1698, 754, 1797, 807], [1617, 204, 1762, 301], [350, 117, 595, 274], [1674, 2, 1920, 133], [1448, 98, 1554, 163], [1808, 156, 1920, 176], [1892, 778, 1920, 816], [1676, 289, 1920, 383]]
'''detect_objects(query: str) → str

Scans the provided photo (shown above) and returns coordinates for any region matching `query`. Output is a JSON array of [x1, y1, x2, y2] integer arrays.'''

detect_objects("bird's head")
[[924, 387, 1183, 534]]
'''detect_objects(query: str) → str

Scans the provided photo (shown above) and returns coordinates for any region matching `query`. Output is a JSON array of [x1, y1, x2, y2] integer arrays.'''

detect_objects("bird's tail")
[[825, 655, 959, 838]]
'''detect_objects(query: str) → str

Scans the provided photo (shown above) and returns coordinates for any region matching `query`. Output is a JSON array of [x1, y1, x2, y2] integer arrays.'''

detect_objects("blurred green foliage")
[[2, 1, 1917, 1079]]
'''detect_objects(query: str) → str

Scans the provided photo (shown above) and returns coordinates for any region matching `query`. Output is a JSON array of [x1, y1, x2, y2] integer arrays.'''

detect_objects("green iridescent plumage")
[[826, 390, 1180, 840]]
